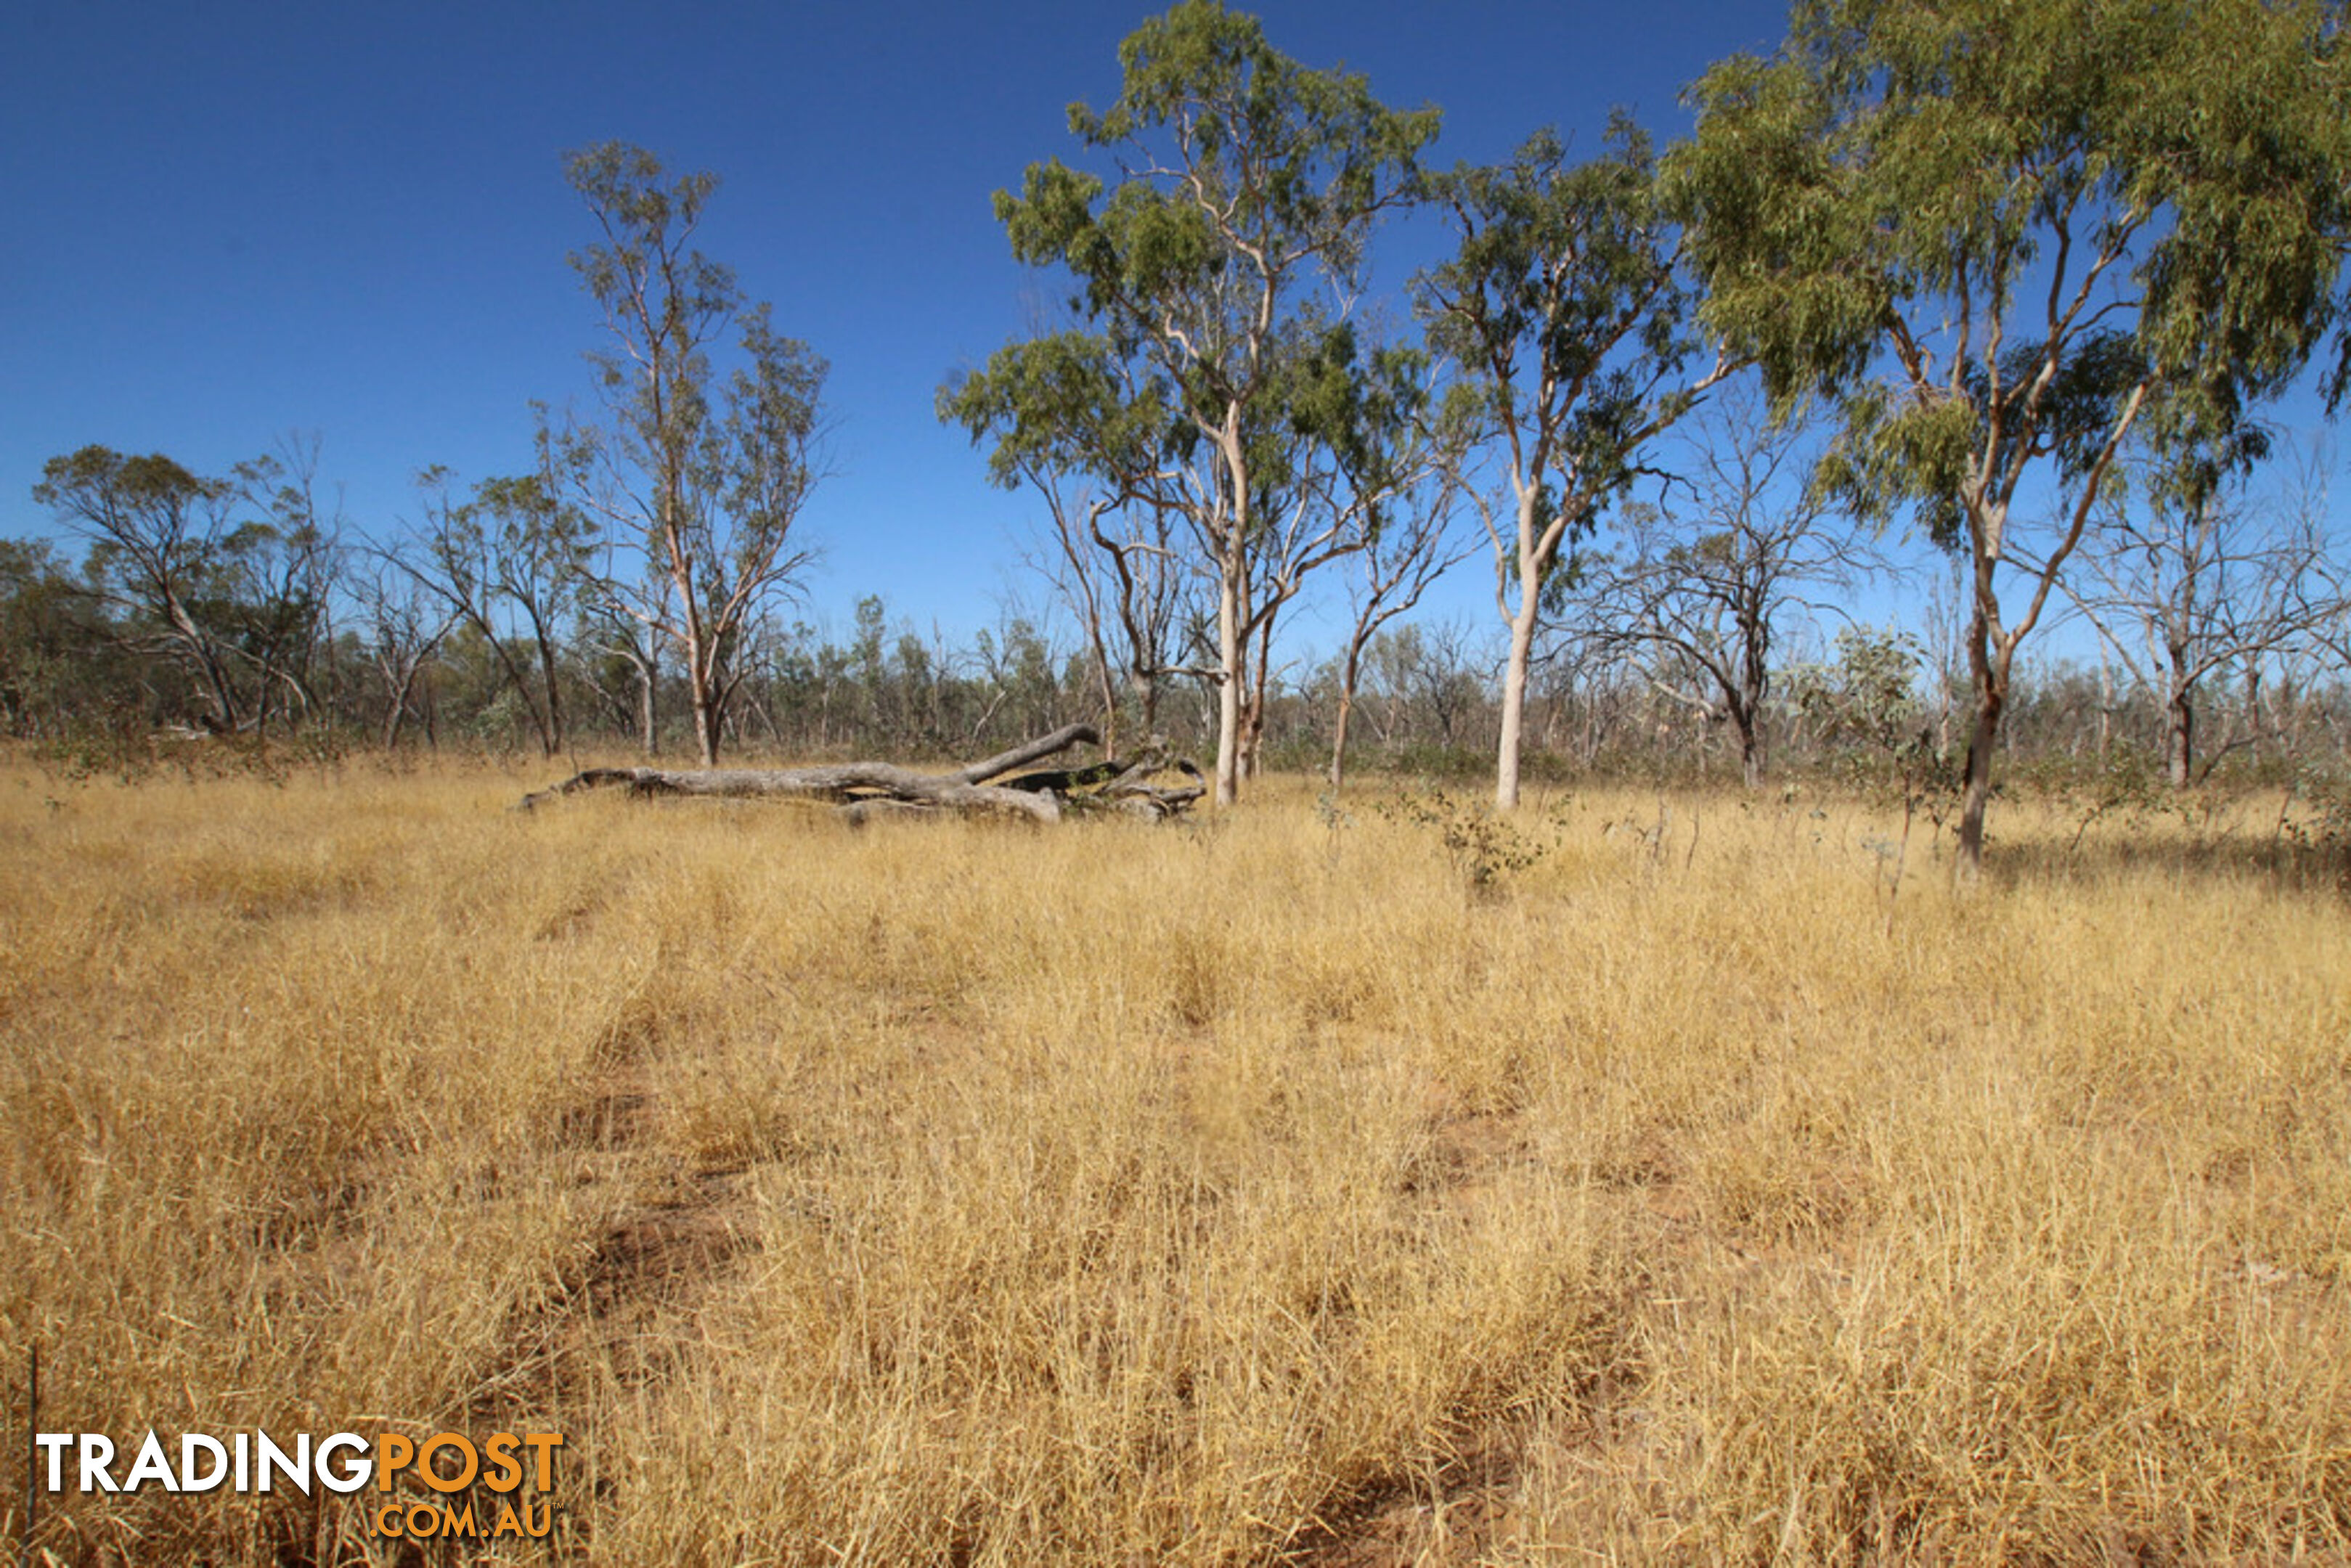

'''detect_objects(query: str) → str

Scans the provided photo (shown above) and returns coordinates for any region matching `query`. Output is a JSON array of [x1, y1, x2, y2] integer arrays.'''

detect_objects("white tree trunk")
[[1494, 603, 1538, 811], [1215, 565, 1244, 807], [1493, 486, 1552, 812]]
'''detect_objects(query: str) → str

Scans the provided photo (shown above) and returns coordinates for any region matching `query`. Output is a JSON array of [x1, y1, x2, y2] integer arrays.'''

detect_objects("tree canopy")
[[970, 0, 1441, 804], [13, 2, 2351, 836], [1668, 0, 2351, 869]]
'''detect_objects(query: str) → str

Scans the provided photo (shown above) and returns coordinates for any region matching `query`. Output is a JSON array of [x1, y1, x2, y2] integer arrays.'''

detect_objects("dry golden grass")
[[2, 752, 2347, 1564]]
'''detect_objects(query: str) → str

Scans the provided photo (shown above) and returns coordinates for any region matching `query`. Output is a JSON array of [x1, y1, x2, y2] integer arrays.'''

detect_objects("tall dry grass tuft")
[[1, 756, 2346, 1563]]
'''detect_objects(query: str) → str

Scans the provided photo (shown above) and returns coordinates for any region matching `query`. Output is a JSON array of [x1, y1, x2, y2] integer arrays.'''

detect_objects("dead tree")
[[516, 723, 1204, 824]]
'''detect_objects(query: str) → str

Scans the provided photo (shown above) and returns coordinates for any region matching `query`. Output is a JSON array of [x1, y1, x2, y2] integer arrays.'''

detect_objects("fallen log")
[[516, 724, 1206, 823]]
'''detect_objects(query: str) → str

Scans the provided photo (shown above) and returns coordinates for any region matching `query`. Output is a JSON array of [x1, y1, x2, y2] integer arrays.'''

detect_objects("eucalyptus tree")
[[349, 549, 460, 749], [205, 444, 340, 734], [972, 613, 1079, 749], [1417, 121, 1731, 811], [561, 141, 828, 767], [2069, 435, 2343, 788], [33, 444, 335, 736], [1590, 390, 1872, 788], [0, 539, 99, 735], [407, 459, 596, 758], [1049, 491, 1195, 757], [977, 1, 1438, 804], [1363, 618, 1489, 754], [1325, 452, 1473, 793], [472, 470, 595, 755], [580, 549, 672, 756], [1234, 327, 1453, 783], [943, 332, 1194, 755], [1669, 0, 2351, 874]]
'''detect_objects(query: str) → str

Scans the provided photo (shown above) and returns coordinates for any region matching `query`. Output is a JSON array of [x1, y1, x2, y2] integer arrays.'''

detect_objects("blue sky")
[[1, 0, 1798, 645]]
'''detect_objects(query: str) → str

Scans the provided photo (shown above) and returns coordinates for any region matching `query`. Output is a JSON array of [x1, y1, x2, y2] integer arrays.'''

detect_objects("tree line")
[[10, 0, 2351, 874]]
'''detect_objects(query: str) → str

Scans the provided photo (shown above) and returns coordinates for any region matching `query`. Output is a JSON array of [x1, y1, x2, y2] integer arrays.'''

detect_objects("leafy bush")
[[1377, 787, 1557, 892]]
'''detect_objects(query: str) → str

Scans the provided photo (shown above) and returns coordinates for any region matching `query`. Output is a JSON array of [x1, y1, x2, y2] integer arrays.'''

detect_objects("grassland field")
[[1, 750, 2347, 1565]]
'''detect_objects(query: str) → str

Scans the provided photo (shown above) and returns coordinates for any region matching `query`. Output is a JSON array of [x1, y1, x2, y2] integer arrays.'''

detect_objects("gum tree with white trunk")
[[984, 1, 1438, 805], [559, 142, 828, 768], [1417, 121, 1729, 812], [1669, 0, 2351, 877]]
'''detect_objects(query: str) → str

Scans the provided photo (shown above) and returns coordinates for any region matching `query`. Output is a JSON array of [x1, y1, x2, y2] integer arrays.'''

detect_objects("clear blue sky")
[[1, 1, 1800, 642]]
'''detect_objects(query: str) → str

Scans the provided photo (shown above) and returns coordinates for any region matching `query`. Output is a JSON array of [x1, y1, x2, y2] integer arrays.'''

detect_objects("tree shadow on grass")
[[1981, 828, 2351, 901]]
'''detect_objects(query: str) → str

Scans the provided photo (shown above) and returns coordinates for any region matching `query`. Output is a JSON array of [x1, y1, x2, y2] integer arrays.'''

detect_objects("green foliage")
[[991, 1, 1435, 400], [2008, 744, 2181, 853], [0, 538, 98, 735], [1791, 626, 1923, 752], [558, 141, 829, 764], [940, 330, 1178, 498], [1670, 0, 2351, 522], [2274, 767, 2351, 894], [423, 466, 598, 624], [1377, 787, 1556, 893], [1673, 0, 2350, 865], [963, 3, 1443, 799], [35, 449, 231, 610], [1791, 625, 1963, 818], [977, 0, 1440, 475], [32, 445, 334, 738], [1032, 9, 1430, 462], [30, 719, 358, 789], [1418, 120, 1707, 564], [563, 144, 828, 535]]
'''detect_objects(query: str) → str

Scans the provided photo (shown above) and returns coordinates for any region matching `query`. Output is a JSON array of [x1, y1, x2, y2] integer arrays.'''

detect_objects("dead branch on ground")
[[516, 724, 1205, 823]]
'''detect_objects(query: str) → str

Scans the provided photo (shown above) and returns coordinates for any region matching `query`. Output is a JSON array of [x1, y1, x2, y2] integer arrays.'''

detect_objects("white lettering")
[[314, 1434, 370, 1494], [79, 1434, 118, 1493], [181, 1434, 229, 1493], [256, 1432, 311, 1495], [34, 1434, 72, 1493], [121, 1431, 177, 1492]]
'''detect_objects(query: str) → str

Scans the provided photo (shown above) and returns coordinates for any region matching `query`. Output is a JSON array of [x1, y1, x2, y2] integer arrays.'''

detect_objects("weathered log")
[[516, 763, 1065, 821], [946, 723, 1102, 783], [1094, 755, 1208, 819], [516, 724, 1201, 824], [997, 761, 1122, 794]]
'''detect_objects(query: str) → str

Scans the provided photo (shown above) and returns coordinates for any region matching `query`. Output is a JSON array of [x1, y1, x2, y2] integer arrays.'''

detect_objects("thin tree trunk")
[[1241, 613, 1275, 783], [690, 660, 721, 767], [1091, 635, 1120, 760], [167, 594, 245, 736], [1215, 566, 1243, 807], [380, 665, 423, 751], [1329, 689, 1356, 795], [2167, 678, 2195, 791], [1134, 667, 1159, 740], [1955, 624, 2006, 882], [1495, 601, 1538, 810], [2097, 658, 2114, 763], [534, 631, 566, 756]]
